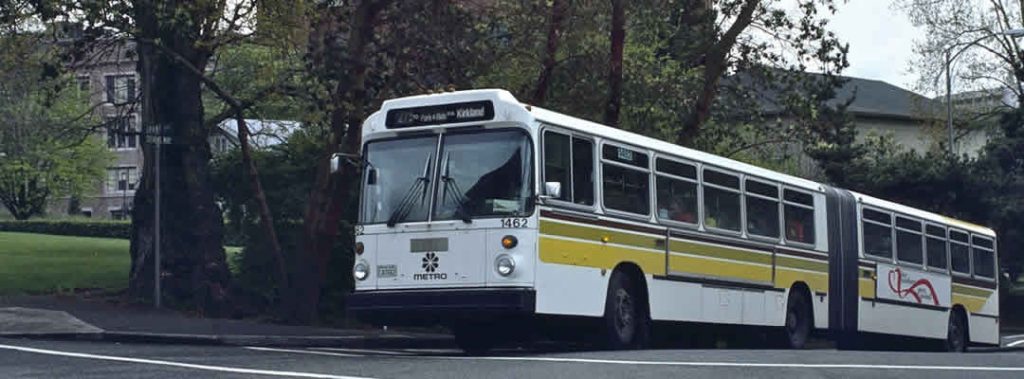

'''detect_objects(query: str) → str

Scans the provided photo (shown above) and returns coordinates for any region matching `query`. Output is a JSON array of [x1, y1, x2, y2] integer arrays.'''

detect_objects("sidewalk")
[[0, 295, 453, 348]]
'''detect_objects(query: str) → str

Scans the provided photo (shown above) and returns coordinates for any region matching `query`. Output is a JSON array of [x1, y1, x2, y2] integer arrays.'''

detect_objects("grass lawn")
[[0, 232, 130, 295], [0, 232, 243, 295]]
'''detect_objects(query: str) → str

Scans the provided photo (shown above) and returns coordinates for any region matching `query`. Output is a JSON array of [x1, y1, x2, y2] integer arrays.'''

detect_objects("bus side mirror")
[[330, 154, 342, 174], [543, 182, 562, 199], [366, 168, 378, 185]]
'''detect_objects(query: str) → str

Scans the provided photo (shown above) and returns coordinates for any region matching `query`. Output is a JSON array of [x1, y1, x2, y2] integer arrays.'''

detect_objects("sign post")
[[145, 124, 171, 308]]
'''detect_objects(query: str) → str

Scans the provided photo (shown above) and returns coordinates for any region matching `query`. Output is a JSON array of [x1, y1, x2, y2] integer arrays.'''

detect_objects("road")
[[1, 337, 1024, 379]]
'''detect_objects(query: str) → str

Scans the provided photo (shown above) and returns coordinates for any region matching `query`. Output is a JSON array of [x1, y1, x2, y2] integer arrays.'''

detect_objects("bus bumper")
[[347, 287, 536, 326]]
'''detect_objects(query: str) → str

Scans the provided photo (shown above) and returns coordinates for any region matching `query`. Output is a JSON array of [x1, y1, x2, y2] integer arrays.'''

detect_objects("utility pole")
[[154, 134, 162, 309]]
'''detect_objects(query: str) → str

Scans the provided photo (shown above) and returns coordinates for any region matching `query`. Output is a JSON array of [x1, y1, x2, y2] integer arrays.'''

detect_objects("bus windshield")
[[360, 129, 534, 225], [434, 129, 534, 221]]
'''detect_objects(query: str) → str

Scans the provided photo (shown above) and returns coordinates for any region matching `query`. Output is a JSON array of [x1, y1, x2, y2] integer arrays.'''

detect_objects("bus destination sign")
[[385, 100, 495, 128]]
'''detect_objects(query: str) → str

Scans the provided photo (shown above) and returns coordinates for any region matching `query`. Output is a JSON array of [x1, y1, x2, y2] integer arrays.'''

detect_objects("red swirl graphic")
[[888, 268, 940, 306]]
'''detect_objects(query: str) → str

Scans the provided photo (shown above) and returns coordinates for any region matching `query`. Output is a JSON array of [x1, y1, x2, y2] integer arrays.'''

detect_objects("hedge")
[[0, 220, 131, 239], [0, 220, 247, 246]]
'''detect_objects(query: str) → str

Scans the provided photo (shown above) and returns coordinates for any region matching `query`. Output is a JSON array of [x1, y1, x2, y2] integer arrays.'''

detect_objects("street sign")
[[144, 123, 173, 145]]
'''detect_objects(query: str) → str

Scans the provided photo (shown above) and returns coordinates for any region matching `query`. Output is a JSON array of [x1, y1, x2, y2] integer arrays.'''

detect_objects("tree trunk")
[[604, 0, 625, 127], [532, 0, 569, 106], [129, 4, 231, 315], [676, 0, 760, 146], [290, 0, 387, 323]]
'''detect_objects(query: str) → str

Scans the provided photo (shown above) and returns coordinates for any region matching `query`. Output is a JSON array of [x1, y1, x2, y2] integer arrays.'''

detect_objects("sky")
[[827, 1, 925, 92]]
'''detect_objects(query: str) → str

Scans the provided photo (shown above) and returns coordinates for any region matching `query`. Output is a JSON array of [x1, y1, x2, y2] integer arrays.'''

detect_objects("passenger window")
[[949, 230, 970, 275], [543, 131, 594, 205], [602, 145, 649, 215], [703, 169, 741, 232], [895, 217, 923, 265], [972, 236, 995, 279], [745, 179, 779, 239], [862, 209, 892, 259], [655, 158, 698, 225], [925, 225, 947, 270], [783, 189, 815, 244]]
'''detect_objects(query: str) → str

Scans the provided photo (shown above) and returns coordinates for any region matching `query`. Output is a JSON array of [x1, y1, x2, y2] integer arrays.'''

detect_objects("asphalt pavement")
[[2, 337, 1024, 379]]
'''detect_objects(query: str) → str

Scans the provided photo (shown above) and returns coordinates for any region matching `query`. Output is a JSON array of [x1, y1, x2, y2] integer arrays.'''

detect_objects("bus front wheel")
[[603, 270, 648, 350]]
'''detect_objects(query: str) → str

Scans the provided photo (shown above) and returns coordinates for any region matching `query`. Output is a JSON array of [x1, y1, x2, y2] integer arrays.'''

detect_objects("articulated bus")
[[345, 89, 1000, 352]]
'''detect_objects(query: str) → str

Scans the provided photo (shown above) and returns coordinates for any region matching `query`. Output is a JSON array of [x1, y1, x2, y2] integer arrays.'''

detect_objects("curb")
[[3, 331, 455, 349]]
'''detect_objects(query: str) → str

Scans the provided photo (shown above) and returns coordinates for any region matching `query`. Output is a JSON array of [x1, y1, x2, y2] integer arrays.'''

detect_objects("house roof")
[[725, 70, 942, 121]]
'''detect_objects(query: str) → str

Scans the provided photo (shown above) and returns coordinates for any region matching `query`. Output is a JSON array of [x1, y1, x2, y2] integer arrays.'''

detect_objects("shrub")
[[0, 220, 130, 239]]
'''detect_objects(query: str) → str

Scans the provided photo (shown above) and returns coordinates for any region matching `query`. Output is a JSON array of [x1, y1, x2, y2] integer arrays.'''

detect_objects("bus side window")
[[783, 189, 815, 244], [543, 131, 571, 202], [862, 208, 892, 259], [949, 230, 970, 275], [572, 137, 594, 206]]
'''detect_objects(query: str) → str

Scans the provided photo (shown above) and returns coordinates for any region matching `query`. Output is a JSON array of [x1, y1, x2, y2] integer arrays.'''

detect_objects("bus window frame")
[[653, 154, 700, 230], [970, 234, 996, 281], [700, 166, 744, 237], [894, 215, 925, 268], [743, 177, 781, 243], [924, 222, 949, 273], [948, 228, 972, 277], [540, 125, 597, 212], [861, 206, 895, 262], [599, 140, 653, 220], [781, 187, 817, 248]]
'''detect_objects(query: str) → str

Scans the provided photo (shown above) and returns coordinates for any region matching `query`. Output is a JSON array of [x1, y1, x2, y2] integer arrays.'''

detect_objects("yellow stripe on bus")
[[775, 268, 829, 293], [952, 284, 993, 298], [859, 278, 876, 298], [951, 294, 987, 313], [538, 236, 665, 275]]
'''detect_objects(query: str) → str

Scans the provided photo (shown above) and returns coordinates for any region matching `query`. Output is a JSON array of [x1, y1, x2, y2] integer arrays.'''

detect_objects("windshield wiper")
[[440, 154, 472, 224], [386, 154, 432, 227]]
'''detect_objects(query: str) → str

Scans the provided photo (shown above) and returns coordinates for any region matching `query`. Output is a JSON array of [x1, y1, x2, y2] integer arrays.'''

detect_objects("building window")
[[77, 75, 90, 94], [106, 116, 137, 149], [106, 167, 138, 194], [105, 74, 136, 104]]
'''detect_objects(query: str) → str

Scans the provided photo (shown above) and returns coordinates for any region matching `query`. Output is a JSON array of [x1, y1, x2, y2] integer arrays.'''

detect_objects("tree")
[[0, 34, 110, 220], [533, 0, 570, 106], [604, 0, 625, 127]]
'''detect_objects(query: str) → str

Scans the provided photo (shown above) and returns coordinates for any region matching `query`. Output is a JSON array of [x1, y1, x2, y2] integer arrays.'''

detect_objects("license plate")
[[377, 264, 398, 278]]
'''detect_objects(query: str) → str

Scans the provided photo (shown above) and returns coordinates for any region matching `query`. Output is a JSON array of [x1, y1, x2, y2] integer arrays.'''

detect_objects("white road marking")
[[248, 347, 367, 358], [0, 343, 372, 379], [249, 348, 366, 356], [1007, 340, 1024, 347], [249, 346, 1024, 372], [313, 347, 413, 356]]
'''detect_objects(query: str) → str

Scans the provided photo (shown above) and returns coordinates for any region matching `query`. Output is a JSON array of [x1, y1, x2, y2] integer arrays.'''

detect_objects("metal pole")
[[945, 50, 954, 155], [154, 138, 162, 308], [121, 170, 127, 220]]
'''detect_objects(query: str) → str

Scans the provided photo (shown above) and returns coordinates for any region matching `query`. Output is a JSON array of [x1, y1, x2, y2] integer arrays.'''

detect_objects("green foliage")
[[0, 219, 131, 239], [0, 231, 129, 295]]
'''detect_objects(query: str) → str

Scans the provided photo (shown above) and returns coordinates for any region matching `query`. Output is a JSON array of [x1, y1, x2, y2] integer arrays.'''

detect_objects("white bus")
[[345, 89, 1000, 352]]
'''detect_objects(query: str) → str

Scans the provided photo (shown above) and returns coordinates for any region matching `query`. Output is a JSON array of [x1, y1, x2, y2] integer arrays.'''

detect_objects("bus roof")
[[853, 191, 995, 236]]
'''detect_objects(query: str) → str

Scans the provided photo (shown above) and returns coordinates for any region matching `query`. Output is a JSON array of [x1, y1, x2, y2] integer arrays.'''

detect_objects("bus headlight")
[[495, 254, 515, 277], [354, 260, 370, 281]]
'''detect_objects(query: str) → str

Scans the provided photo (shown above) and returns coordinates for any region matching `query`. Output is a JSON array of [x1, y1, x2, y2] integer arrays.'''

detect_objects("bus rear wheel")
[[945, 310, 968, 352], [603, 271, 648, 350], [781, 291, 811, 349]]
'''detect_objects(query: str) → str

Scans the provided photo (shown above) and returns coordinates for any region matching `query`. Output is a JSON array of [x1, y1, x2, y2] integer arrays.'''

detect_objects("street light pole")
[[121, 170, 128, 220], [944, 28, 1024, 155]]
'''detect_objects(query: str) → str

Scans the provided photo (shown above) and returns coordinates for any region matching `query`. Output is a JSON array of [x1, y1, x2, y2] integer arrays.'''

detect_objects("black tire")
[[453, 324, 494, 355], [782, 290, 812, 349], [945, 310, 968, 353], [602, 271, 649, 350]]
